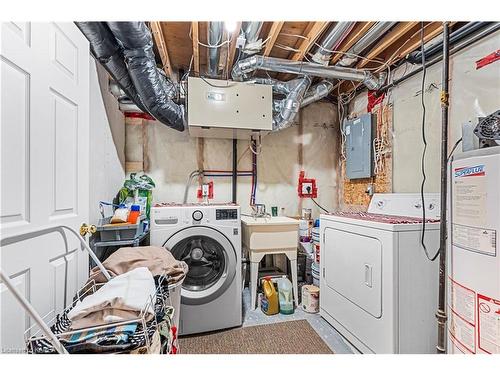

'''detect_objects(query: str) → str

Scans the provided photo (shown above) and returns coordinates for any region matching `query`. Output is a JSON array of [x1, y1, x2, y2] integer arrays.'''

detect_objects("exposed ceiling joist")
[[330, 22, 375, 64], [150, 21, 175, 80], [289, 21, 329, 61], [263, 21, 285, 56], [357, 22, 419, 68], [191, 22, 200, 76], [227, 22, 242, 70]]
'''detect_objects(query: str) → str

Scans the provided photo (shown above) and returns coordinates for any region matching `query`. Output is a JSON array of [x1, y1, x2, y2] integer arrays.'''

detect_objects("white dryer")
[[320, 193, 441, 353], [150, 203, 242, 335]]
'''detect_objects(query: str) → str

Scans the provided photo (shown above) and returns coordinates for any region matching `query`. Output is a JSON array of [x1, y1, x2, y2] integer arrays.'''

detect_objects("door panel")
[[0, 22, 89, 351], [324, 227, 382, 318], [0, 57, 30, 226]]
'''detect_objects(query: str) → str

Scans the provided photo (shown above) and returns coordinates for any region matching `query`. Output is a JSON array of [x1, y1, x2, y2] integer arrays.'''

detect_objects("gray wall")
[[350, 30, 500, 194], [132, 101, 340, 217], [89, 59, 126, 224]]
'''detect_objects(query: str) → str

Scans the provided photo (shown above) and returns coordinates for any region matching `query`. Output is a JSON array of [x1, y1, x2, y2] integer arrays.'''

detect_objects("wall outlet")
[[297, 171, 317, 198]]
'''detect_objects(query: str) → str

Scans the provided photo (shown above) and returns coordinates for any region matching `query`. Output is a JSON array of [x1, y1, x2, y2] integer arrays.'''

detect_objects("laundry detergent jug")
[[277, 277, 294, 314], [261, 277, 279, 315]]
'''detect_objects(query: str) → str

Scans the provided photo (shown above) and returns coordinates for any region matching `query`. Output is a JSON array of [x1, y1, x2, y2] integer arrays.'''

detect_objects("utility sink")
[[241, 216, 299, 251]]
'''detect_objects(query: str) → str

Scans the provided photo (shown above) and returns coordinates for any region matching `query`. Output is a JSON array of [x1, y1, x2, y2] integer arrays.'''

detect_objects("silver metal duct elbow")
[[301, 80, 335, 108], [207, 22, 224, 78], [337, 22, 397, 67], [311, 22, 355, 65], [231, 55, 261, 80], [362, 70, 387, 91], [273, 76, 312, 131]]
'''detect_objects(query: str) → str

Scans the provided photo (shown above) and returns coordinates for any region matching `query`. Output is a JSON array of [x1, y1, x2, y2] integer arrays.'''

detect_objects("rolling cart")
[[0, 225, 181, 354]]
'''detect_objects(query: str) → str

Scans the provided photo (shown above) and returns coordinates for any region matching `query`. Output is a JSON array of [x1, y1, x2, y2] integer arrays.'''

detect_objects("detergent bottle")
[[261, 277, 279, 315], [277, 277, 294, 314]]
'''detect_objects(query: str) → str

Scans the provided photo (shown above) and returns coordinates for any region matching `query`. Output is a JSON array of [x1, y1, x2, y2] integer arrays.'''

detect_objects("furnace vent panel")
[[187, 77, 273, 138]]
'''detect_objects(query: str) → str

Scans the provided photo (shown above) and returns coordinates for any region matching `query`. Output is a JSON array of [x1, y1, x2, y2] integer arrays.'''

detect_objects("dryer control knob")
[[192, 210, 203, 221]]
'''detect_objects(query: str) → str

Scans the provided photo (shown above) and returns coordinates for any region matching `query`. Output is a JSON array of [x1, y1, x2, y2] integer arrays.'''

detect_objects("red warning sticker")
[[449, 277, 476, 325], [447, 277, 476, 353], [477, 294, 500, 354]]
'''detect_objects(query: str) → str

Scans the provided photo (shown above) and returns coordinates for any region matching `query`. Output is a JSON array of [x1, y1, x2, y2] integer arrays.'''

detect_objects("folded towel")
[[69, 267, 156, 329]]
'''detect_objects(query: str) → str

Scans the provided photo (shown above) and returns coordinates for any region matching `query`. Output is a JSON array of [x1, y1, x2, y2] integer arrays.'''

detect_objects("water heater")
[[447, 146, 500, 354]]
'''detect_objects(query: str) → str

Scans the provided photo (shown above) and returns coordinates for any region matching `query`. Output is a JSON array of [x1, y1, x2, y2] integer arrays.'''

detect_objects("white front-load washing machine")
[[150, 203, 242, 335]]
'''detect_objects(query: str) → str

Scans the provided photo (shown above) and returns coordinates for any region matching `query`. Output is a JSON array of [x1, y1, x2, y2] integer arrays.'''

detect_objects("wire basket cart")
[[0, 225, 181, 354]]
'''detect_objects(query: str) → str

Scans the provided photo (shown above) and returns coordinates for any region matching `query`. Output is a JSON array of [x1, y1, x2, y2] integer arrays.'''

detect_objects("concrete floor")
[[241, 288, 356, 354]]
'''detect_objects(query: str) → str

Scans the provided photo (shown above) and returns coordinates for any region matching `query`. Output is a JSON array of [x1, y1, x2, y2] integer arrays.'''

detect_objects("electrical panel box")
[[345, 113, 375, 179], [187, 77, 273, 139]]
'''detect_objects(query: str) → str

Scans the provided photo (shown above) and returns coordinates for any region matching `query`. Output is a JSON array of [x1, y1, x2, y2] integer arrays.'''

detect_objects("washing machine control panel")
[[216, 209, 238, 220]]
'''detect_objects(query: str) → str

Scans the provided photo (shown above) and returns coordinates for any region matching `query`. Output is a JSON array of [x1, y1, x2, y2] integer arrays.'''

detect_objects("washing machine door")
[[164, 226, 237, 305]]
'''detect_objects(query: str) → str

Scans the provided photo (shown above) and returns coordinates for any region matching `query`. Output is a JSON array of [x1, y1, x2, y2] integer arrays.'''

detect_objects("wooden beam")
[[227, 22, 242, 70], [357, 22, 419, 68], [191, 22, 200, 76], [150, 22, 175, 80], [263, 21, 285, 56], [289, 21, 329, 61], [330, 22, 375, 64]]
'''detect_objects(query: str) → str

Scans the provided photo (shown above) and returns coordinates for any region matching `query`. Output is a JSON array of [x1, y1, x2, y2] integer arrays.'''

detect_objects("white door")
[[0, 22, 90, 352], [323, 227, 383, 318]]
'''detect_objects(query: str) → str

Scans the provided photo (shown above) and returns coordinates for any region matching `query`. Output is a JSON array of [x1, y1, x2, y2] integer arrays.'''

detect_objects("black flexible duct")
[[75, 22, 149, 114], [106, 22, 185, 132]]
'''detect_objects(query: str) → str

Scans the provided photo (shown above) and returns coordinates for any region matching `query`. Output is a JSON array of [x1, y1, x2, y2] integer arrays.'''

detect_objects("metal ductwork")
[[232, 55, 385, 90], [75, 22, 149, 114], [241, 21, 264, 55], [301, 80, 335, 108], [251, 77, 304, 95], [337, 22, 397, 67], [207, 21, 224, 78], [273, 76, 312, 131], [105, 22, 185, 131], [312, 22, 356, 65]]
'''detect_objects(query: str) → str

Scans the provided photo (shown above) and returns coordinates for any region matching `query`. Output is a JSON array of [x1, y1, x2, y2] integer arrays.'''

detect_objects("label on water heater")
[[452, 165, 487, 227], [478, 294, 500, 354], [452, 224, 497, 256]]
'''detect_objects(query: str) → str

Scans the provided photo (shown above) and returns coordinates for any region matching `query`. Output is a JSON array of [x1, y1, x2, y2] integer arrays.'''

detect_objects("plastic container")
[[261, 277, 279, 315], [301, 285, 320, 313], [96, 215, 146, 242], [128, 204, 141, 224], [110, 204, 129, 224], [277, 277, 294, 314]]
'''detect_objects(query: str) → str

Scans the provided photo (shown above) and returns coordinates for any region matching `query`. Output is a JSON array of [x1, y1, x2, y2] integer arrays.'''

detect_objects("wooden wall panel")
[[340, 104, 393, 210]]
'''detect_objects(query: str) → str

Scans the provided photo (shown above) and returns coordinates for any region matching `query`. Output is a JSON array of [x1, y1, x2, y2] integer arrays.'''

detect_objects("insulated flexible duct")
[[75, 22, 149, 114], [106, 21, 186, 131], [232, 55, 385, 90]]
